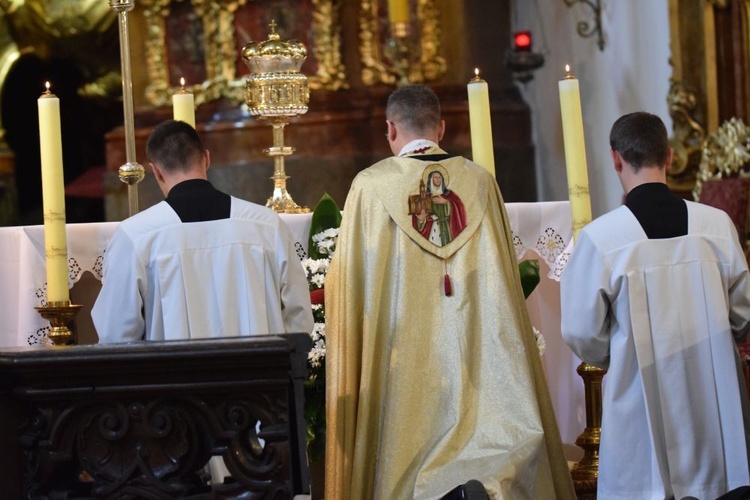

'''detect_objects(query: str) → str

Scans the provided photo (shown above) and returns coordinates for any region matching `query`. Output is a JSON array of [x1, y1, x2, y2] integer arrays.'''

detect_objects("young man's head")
[[146, 120, 209, 195], [385, 85, 445, 154], [609, 112, 670, 172], [147, 120, 206, 172]]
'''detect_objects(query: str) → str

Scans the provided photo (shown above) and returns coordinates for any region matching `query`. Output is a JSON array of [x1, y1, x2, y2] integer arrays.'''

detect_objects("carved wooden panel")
[[0, 335, 311, 498]]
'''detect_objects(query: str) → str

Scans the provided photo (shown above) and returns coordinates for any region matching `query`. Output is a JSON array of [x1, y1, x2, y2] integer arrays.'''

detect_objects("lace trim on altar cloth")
[[512, 227, 572, 282]]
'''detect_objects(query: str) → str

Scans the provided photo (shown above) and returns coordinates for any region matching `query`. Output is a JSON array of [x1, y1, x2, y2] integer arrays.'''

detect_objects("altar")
[[0, 201, 584, 449]]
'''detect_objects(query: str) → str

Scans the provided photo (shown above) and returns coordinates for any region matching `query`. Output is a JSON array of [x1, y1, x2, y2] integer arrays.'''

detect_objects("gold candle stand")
[[571, 361, 607, 495], [35, 301, 83, 346], [264, 119, 307, 213], [110, 0, 145, 217]]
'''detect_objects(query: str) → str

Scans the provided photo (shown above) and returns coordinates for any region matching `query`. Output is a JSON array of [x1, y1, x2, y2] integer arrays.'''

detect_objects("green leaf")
[[519, 259, 540, 299], [308, 193, 342, 260]]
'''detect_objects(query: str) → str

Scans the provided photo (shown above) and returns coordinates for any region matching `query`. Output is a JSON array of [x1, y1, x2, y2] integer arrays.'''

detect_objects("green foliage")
[[519, 259, 540, 299], [308, 193, 342, 260]]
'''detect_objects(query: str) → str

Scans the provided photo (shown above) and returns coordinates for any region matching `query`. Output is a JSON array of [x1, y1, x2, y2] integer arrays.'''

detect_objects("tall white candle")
[[558, 65, 592, 240], [173, 77, 196, 128], [467, 69, 496, 177], [38, 82, 69, 304]]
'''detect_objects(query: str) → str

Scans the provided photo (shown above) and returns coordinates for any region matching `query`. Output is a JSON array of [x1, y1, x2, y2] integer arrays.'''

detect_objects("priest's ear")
[[664, 147, 673, 172], [203, 148, 211, 172], [150, 162, 166, 185], [150, 162, 169, 197], [437, 119, 445, 142], [611, 149, 624, 173]]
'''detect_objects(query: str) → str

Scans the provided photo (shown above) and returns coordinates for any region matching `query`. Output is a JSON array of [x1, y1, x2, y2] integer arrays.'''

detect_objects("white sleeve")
[[560, 229, 612, 368], [726, 222, 750, 341], [91, 227, 146, 343], [277, 223, 314, 334]]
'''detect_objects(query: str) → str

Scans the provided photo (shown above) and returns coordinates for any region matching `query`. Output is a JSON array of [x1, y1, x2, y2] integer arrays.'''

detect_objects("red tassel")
[[444, 274, 453, 296]]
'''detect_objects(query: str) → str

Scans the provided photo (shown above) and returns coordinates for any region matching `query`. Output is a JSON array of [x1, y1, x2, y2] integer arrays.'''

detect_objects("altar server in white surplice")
[[325, 85, 575, 500], [561, 112, 750, 500], [92, 120, 313, 343]]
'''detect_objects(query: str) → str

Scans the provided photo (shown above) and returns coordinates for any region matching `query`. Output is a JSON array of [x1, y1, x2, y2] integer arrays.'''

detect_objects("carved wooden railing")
[[0, 334, 311, 499]]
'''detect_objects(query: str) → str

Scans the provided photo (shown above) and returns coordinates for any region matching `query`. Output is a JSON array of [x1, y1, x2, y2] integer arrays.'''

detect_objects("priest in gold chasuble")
[[325, 86, 575, 499]]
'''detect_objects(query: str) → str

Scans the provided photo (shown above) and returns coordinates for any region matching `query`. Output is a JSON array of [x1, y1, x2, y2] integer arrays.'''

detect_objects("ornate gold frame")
[[358, 0, 446, 86], [667, 0, 721, 193], [141, 0, 225, 107], [141, 0, 347, 107]]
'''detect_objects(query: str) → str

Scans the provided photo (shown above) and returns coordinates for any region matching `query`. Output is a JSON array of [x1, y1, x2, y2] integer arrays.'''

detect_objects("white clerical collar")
[[398, 139, 440, 156]]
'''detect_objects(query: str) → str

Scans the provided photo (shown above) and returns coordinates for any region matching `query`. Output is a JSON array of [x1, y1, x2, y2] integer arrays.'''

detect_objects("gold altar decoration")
[[666, 0, 734, 195], [693, 117, 750, 200], [241, 21, 309, 213], [667, 79, 706, 193], [570, 362, 606, 493], [111, 0, 145, 217], [140, 0, 346, 108], [359, 0, 446, 86]]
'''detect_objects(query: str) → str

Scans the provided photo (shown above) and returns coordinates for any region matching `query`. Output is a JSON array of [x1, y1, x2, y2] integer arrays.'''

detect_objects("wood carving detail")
[[20, 392, 293, 498]]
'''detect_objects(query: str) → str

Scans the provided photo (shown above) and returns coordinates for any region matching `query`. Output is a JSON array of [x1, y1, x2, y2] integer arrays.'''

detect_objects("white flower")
[[308, 322, 327, 368], [533, 326, 545, 356], [310, 274, 326, 288], [312, 228, 339, 256]]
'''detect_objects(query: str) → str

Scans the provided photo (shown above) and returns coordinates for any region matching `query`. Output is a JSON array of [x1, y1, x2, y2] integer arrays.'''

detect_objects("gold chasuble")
[[325, 150, 575, 499]]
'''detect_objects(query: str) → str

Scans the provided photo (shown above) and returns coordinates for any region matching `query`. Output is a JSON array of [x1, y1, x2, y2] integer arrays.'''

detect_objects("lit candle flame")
[[474, 68, 480, 77], [565, 64, 570, 73], [180, 77, 185, 89], [45, 81, 51, 92]]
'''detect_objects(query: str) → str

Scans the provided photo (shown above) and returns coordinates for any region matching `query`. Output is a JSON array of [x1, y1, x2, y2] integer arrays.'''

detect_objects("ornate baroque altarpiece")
[[358, 0, 446, 85], [139, 0, 348, 107], [138, 0, 448, 106], [667, 0, 750, 195]]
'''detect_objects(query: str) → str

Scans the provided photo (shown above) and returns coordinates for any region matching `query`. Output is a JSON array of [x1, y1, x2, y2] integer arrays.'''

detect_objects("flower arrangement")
[[302, 194, 341, 461]]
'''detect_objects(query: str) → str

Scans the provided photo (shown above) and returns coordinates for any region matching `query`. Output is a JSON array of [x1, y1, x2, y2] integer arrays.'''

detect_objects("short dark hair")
[[146, 120, 205, 172], [386, 85, 441, 136], [609, 112, 669, 172]]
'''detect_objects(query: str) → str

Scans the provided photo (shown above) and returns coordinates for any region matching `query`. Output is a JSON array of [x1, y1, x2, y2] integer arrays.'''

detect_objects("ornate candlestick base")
[[35, 301, 83, 346], [571, 361, 606, 496], [263, 120, 309, 213]]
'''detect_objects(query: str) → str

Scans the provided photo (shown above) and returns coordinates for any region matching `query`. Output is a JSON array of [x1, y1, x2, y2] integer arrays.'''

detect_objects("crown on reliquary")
[[241, 20, 307, 74]]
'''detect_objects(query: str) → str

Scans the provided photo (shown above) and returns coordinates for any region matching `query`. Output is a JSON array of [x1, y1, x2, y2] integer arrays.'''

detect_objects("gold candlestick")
[[571, 361, 606, 495], [35, 301, 83, 346], [241, 20, 310, 213]]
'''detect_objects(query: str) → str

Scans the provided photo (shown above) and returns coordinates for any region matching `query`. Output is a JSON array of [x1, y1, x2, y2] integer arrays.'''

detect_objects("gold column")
[[110, 0, 144, 217]]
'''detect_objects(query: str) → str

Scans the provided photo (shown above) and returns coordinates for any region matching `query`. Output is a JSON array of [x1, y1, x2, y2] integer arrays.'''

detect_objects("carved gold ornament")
[[358, 0, 446, 86], [667, 79, 706, 192], [141, 0, 346, 108]]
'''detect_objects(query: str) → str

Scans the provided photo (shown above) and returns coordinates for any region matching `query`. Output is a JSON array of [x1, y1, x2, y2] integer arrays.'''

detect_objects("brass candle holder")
[[35, 301, 83, 346], [571, 361, 607, 495], [241, 20, 310, 214]]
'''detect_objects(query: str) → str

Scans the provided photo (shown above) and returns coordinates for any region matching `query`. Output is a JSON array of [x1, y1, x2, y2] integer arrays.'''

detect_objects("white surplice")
[[92, 198, 313, 343], [561, 201, 750, 500]]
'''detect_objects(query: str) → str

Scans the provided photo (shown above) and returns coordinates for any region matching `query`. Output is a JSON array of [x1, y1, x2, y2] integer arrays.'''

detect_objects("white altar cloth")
[[0, 202, 583, 447]]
